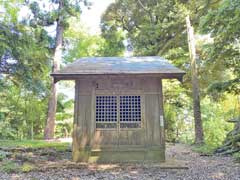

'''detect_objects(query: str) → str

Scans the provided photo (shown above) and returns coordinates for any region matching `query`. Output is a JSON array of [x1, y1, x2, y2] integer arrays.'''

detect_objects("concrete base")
[[73, 147, 165, 163]]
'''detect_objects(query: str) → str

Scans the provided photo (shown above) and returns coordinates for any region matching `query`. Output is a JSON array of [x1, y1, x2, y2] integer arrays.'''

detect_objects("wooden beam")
[[51, 73, 185, 83]]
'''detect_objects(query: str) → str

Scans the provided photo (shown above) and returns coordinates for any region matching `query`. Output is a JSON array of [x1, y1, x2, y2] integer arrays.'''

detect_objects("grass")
[[0, 140, 71, 151], [0, 161, 36, 173], [191, 144, 217, 155], [0, 139, 72, 173]]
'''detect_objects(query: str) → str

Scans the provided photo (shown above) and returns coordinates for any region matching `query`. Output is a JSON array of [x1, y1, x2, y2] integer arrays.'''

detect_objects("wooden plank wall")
[[73, 76, 165, 151], [73, 80, 92, 154], [143, 78, 163, 147]]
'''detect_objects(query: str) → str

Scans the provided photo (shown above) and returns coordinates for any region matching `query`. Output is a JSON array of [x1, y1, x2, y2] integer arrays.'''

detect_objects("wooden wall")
[[72, 75, 165, 162]]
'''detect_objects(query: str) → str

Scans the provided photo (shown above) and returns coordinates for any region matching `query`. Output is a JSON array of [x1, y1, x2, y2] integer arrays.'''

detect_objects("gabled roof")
[[51, 56, 185, 82]]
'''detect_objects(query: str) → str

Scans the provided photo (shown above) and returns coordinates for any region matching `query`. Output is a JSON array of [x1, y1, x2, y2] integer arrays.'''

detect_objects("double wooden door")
[[92, 91, 145, 148]]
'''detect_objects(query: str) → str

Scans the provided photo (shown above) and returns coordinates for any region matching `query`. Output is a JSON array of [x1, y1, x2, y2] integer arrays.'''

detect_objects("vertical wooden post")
[[186, 15, 204, 144], [72, 80, 80, 162], [159, 79, 165, 160]]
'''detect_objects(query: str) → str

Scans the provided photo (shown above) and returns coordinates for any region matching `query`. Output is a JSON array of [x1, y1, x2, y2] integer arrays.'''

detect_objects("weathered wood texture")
[[72, 76, 165, 162]]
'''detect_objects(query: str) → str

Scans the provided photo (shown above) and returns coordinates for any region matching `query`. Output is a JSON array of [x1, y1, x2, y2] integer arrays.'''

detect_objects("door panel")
[[92, 92, 145, 148]]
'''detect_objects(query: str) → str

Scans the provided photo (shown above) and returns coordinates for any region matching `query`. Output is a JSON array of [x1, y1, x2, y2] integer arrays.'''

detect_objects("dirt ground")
[[0, 143, 239, 180]]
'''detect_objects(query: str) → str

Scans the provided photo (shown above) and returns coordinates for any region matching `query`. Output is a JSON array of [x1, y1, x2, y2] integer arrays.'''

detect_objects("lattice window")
[[95, 95, 141, 129], [96, 96, 117, 129], [120, 96, 141, 128]]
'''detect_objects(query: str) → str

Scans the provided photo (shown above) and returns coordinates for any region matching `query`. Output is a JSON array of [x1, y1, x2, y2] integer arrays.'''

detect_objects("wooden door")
[[91, 91, 145, 148]]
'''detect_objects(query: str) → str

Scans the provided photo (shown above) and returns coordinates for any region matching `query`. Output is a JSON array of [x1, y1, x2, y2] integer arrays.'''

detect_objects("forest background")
[[0, 0, 239, 157]]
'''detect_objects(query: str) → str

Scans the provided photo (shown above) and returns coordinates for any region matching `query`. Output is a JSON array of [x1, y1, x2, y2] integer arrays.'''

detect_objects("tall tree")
[[44, 0, 63, 139], [186, 15, 204, 144], [29, 0, 90, 139]]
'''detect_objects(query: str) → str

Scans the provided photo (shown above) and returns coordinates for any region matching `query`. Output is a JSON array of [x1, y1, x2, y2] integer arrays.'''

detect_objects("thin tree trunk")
[[186, 15, 204, 144], [44, 1, 64, 139]]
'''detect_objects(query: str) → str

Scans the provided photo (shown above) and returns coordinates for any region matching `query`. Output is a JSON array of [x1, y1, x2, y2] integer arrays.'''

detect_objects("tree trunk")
[[44, 1, 64, 139], [186, 15, 204, 144]]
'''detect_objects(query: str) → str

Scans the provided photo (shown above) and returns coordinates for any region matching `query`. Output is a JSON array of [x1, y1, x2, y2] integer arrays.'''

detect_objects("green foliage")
[[233, 152, 240, 162], [200, 95, 237, 156], [202, 96, 235, 147], [164, 104, 178, 142], [0, 23, 50, 90], [0, 0, 96, 140], [0, 121, 16, 140], [0, 160, 19, 173], [0, 0, 23, 23], [192, 144, 216, 155], [163, 80, 194, 143], [0, 150, 9, 161], [101, 0, 189, 56], [163, 78, 236, 147], [0, 79, 48, 140], [64, 18, 107, 62], [55, 93, 74, 138], [0, 0, 239, 160], [29, 0, 91, 28], [200, 0, 240, 94], [64, 16, 124, 61], [192, 95, 236, 155], [0, 1, 51, 91], [0, 0, 51, 140], [100, 24, 125, 56]]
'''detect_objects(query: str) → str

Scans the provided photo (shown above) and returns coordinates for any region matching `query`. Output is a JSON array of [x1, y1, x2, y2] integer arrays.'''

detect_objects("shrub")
[[201, 98, 233, 147], [192, 144, 216, 155], [21, 163, 35, 172], [0, 150, 8, 161], [0, 160, 19, 173], [233, 152, 240, 163]]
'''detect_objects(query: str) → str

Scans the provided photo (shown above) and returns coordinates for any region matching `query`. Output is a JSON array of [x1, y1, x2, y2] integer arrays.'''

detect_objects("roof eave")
[[51, 72, 185, 83]]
